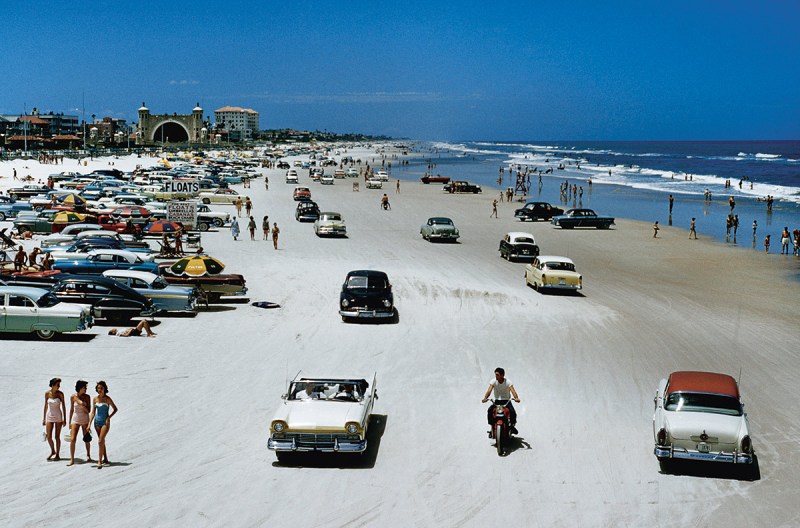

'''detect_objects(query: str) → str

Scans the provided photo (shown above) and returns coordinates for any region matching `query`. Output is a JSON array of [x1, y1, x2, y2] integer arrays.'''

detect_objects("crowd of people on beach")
[[43, 378, 117, 468]]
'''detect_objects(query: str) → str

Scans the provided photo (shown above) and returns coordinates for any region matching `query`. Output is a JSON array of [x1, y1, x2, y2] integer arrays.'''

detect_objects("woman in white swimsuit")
[[42, 377, 67, 461], [67, 380, 92, 466]]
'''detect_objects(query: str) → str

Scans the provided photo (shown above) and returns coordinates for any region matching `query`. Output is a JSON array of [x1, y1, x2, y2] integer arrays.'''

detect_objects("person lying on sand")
[[108, 320, 156, 337]]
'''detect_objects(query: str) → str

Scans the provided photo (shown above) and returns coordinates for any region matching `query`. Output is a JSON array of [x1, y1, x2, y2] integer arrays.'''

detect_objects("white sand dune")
[[1, 151, 798, 527]]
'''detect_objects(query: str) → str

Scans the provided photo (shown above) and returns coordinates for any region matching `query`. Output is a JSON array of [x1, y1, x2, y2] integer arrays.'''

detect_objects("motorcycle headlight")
[[346, 423, 359, 434]]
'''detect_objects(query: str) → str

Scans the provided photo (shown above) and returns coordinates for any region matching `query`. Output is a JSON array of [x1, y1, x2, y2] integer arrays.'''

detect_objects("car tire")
[[0, 212, 5, 221], [658, 459, 672, 474], [198, 222, 209, 232], [10, 193, 18, 200], [202, 198, 210, 204], [35, 329, 57, 340], [213, 218, 224, 227], [341, 316, 350, 323]]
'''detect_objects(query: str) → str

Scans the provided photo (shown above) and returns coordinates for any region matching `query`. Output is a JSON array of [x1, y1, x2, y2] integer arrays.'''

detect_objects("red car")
[[293, 186, 312, 201]]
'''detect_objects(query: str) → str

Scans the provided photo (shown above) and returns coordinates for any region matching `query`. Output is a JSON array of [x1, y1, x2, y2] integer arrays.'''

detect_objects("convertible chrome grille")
[[285, 433, 349, 448]]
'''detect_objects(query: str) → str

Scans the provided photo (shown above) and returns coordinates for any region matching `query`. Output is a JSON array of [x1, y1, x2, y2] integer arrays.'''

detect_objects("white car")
[[267, 373, 378, 461], [40, 224, 110, 248], [286, 170, 299, 184], [51, 248, 155, 263], [195, 204, 230, 227], [320, 173, 334, 185], [314, 212, 347, 237], [0, 286, 93, 340], [375, 169, 389, 181], [366, 178, 383, 189], [198, 188, 240, 205], [345, 168, 359, 178], [524, 256, 582, 291], [653, 371, 755, 475]]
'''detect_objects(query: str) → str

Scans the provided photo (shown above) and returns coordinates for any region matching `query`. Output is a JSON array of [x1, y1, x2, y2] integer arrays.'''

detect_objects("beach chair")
[[0, 229, 15, 250], [186, 232, 201, 248]]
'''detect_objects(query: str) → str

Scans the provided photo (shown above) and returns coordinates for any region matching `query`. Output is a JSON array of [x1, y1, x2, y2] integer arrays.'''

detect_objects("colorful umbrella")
[[168, 255, 225, 277], [57, 193, 87, 206], [145, 220, 182, 233], [51, 211, 87, 224], [111, 206, 152, 219]]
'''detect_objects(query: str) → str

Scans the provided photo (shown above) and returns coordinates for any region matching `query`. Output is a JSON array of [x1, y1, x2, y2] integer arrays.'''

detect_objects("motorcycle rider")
[[482, 367, 520, 435]]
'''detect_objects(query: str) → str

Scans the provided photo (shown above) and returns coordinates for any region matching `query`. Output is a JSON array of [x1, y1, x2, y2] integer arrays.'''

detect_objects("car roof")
[[507, 231, 534, 239], [346, 270, 388, 278], [319, 211, 342, 216], [537, 255, 575, 264], [0, 286, 50, 297], [102, 270, 158, 282], [667, 371, 740, 399]]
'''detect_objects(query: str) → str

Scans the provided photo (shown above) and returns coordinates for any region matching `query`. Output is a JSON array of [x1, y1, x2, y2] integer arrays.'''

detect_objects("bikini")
[[45, 397, 63, 423], [94, 402, 110, 428]]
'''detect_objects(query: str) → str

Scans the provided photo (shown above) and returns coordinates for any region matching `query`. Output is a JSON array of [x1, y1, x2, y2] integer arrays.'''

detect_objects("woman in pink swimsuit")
[[67, 380, 92, 466], [42, 377, 66, 461]]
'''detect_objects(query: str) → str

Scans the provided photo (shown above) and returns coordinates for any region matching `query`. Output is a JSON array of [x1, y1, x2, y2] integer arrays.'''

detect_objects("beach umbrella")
[[57, 193, 86, 206], [168, 255, 225, 277], [51, 211, 87, 224], [111, 206, 151, 219], [145, 219, 182, 234]]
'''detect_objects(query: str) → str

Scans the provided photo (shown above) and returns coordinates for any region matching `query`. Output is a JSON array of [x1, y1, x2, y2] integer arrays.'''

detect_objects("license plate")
[[559, 279, 566, 285], [697, 443, 710, 453]]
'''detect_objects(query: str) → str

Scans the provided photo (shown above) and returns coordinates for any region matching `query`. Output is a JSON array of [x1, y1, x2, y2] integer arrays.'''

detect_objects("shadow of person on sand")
[[272, 414, 388, 470], [659, 455, 760, 481]]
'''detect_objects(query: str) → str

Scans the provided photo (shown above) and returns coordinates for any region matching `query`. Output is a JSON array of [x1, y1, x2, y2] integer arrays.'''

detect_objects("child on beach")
[[689, 218, 697, 239], [764, 234, 771, 253], [653, 221, 660, 238]]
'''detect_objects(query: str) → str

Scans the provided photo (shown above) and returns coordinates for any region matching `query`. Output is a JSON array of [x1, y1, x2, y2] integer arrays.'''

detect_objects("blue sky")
[[1, 1, 798, 140]]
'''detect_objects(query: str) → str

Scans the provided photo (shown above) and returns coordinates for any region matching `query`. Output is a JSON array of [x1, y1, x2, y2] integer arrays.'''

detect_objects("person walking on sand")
[[230, 217, 240, 241], [264, 175, 269, 190], [245, 197, 252, 217], [669, 194, 674, 215], [764, 234, 771, 253], [67, 380, 92, 466], [653, 221, 660, 238], [262, 215, 270, 240], [271, 222, 280, 249], [780, 227, 791, 254], [88, 381, 117, 468], [689, 218, 697, 239], [396, 179, 400, 193], [248, 215, 256, 240], [490, 199, 498, 218], [234, 197, 243, 217], [43, 377, 67, 461]]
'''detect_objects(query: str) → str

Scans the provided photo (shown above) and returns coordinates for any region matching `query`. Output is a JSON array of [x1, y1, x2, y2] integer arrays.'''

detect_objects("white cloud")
[[168, 80, 200, 86]]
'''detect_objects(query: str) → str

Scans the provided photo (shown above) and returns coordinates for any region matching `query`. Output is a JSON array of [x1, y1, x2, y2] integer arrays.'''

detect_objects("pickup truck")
[[442, 181, 482, 194], [156, 263, 247, 302], [7, 185, 52, 200], [551, 208, 615, 229]]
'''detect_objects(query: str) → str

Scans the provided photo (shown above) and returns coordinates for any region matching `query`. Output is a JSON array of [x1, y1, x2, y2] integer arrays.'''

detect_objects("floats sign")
[[166, 202, 197, 227], [166, 180, 200, 194]]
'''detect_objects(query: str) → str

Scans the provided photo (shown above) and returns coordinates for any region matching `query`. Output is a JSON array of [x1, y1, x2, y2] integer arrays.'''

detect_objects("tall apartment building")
[[214, 106, 259, 141]]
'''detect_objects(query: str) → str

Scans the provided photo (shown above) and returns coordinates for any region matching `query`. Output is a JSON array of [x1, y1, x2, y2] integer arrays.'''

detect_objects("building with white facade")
[[214, 106, 259, 141]]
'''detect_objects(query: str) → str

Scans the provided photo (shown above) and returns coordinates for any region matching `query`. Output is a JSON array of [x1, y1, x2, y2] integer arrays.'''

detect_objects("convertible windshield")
[[287, 380, 366, 401], [346, 275, 388, 290], [665, 392, 742, 416], [544, 262, 575, 272]]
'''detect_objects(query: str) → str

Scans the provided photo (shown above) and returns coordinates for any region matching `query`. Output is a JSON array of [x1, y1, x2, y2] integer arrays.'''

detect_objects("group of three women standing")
[[43, 378, 118, 468]]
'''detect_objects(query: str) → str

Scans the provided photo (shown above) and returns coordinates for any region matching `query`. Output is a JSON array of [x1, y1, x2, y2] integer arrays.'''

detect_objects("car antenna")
[[738, 366, 742, 388]]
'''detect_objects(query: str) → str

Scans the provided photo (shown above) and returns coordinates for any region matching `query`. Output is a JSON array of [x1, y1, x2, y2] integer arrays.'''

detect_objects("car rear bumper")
[[654, 445, 753, 464], [541, 283, 581, 290]]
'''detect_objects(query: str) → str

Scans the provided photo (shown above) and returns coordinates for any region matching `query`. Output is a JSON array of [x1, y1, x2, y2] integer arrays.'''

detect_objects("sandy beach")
[[1, 151, 799, 527]]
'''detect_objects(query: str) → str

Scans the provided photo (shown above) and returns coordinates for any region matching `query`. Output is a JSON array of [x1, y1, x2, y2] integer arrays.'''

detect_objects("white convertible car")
[[653, 371, 754, 473], [268, 374, 377, 460]]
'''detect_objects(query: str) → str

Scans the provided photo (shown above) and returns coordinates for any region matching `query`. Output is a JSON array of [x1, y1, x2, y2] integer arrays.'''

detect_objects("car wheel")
[[341, 316, 350, 323], [213, 218, 224, 227], [10, 193, 18, 200], [198, 222, 209, 232], [35, 329, 57, 340], [658, 459, 672, 474], [0, 212, 5, 221], [202, 198, 210, 204]]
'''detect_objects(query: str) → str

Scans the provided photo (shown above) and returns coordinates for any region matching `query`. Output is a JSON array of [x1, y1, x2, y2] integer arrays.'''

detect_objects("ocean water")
[[401, 140, 800, 254]]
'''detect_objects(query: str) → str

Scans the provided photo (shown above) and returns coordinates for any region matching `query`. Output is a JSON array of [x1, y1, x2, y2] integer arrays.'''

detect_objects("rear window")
[[665, 392, 742, 416], [544, 261, 575, 272]]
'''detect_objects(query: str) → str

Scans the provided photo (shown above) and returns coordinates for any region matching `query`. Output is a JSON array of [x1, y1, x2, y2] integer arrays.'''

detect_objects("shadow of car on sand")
[[659, 455, 761, 481], [271, 413, 388, 469]]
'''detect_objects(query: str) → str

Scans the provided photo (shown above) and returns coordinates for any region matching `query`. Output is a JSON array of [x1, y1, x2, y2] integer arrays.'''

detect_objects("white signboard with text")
[[166, 202, 197, 228]]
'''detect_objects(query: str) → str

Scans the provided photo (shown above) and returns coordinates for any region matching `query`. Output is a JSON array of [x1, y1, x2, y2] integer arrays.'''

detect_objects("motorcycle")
[[488, 399, 514, 456]]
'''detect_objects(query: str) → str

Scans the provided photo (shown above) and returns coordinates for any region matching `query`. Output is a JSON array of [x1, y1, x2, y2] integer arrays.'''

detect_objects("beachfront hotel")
[[213, 106, 259, 141]]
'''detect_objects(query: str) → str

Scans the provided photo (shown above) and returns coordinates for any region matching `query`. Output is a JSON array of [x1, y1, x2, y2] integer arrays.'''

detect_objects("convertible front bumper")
[[654, 445, 753, 464]]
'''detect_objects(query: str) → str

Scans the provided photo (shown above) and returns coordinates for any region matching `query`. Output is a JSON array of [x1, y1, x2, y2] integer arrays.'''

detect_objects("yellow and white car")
[[268, 374, 377, 461], [525, 255, 582, 292]]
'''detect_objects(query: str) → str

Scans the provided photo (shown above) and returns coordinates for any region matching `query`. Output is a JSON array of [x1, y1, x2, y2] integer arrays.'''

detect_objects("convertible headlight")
[[346, 423, 359, 434], [741, 435, 752, 453], [382, 299, 391, 307], [272, 421, 286, 433]]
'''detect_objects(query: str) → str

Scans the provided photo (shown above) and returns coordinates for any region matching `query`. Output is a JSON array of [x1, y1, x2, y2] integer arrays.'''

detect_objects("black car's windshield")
[[665, 392, 742, 416], [346, 276, 388, 290], [36, 292, 62, 308]]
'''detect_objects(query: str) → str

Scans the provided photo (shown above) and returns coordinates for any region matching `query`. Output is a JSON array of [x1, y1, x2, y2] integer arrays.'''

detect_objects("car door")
[[5, 293, 39, 331], [0, 293, 6, 330]]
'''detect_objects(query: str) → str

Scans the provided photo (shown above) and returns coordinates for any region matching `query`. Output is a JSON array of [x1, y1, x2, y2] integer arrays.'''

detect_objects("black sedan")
[[514, 202, 564, 222], [295, 201, 320, 222], [50, 275, 155, 323], [551, 208, 615, 229], [339, 270, 395, 322]]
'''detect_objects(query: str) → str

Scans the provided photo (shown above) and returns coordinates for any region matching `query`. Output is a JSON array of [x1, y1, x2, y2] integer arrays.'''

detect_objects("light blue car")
[[0, 286, 93, 340], [102, 270, 198, 314]]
